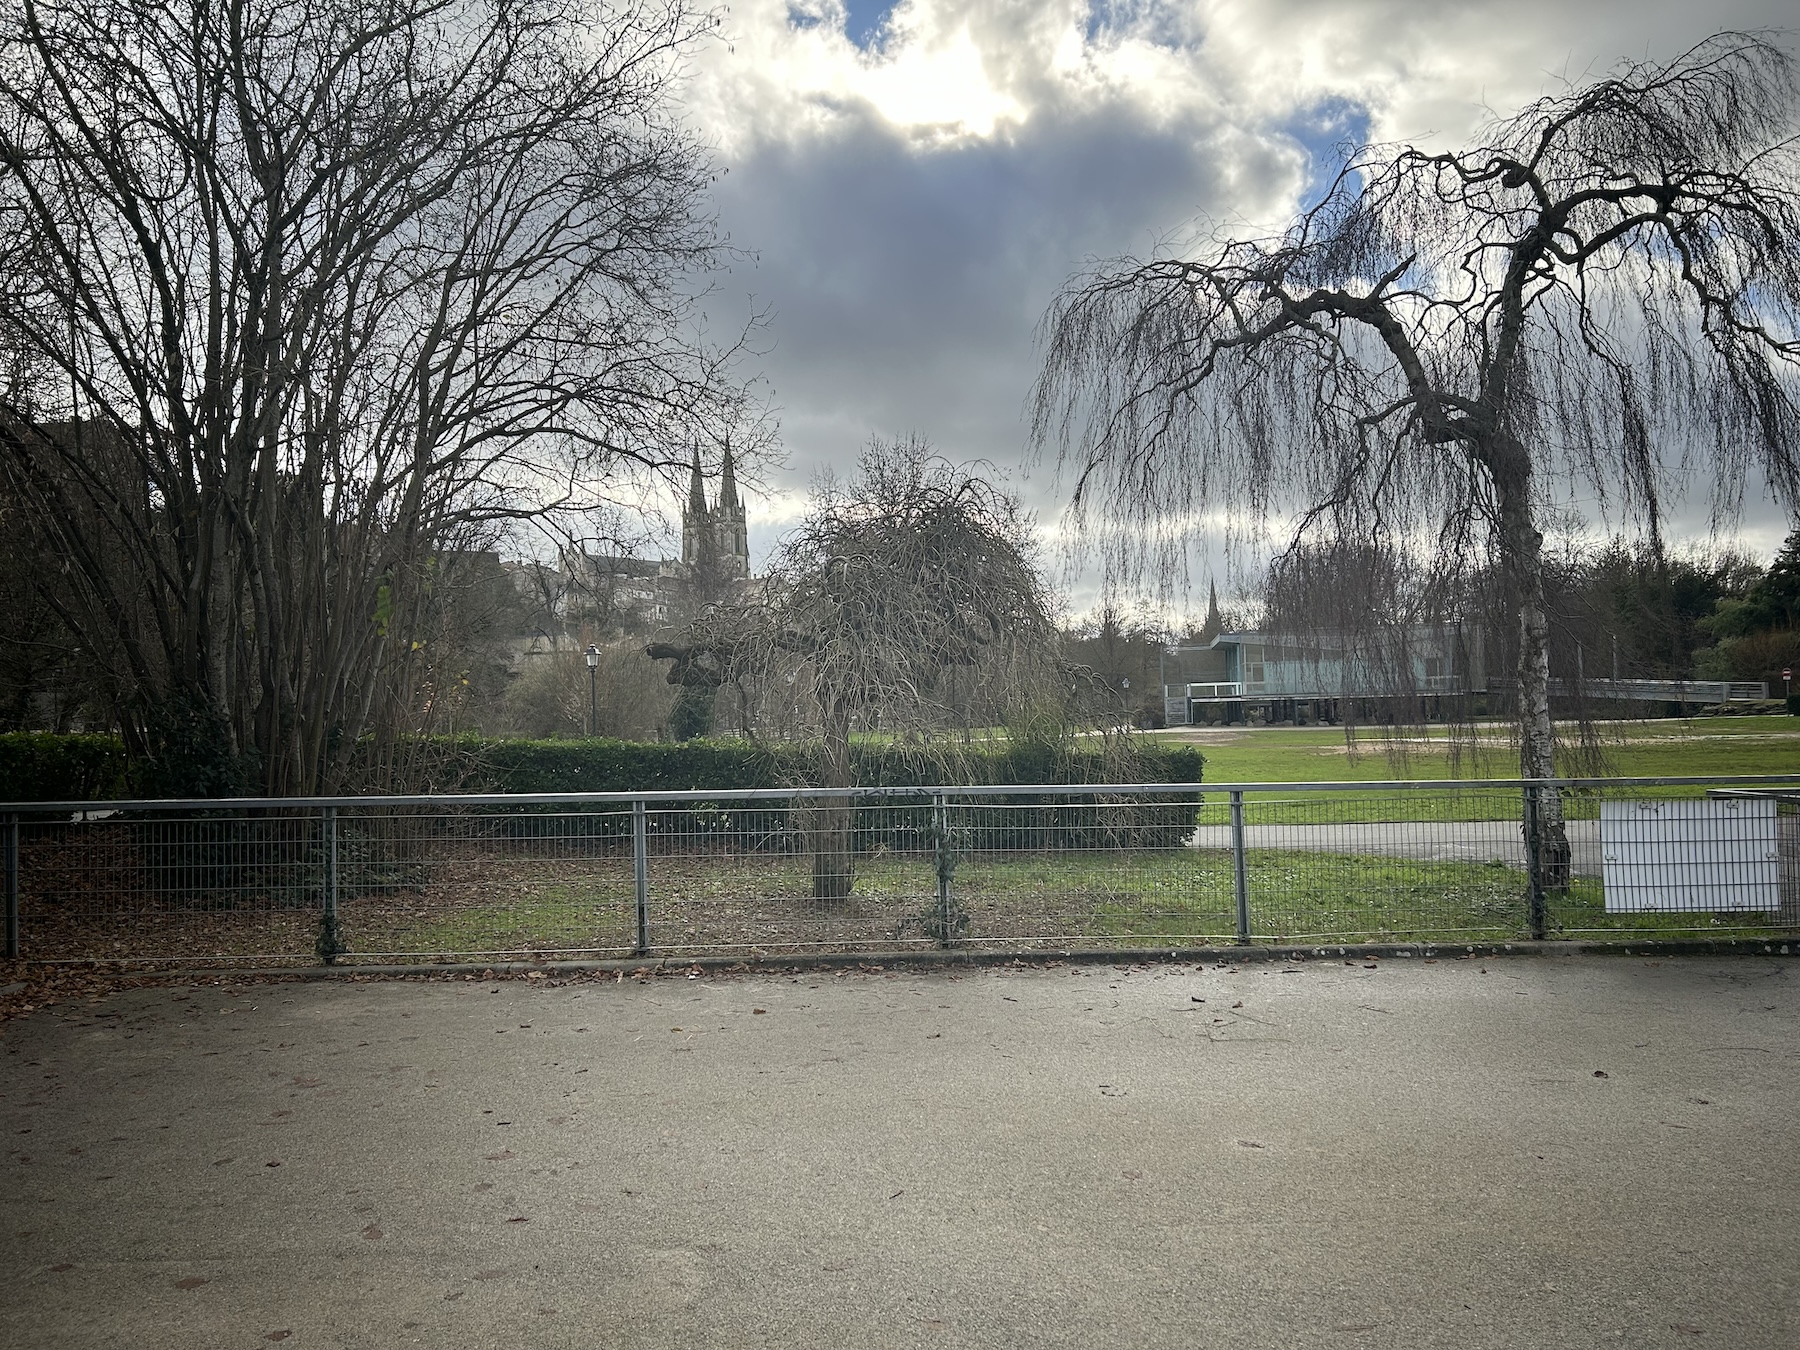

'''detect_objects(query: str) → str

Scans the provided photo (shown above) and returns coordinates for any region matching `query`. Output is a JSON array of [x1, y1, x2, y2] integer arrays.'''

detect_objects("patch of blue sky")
[[841, 0, 898, 48], [1084, 0, 1191, 50], [1281, 96, 1373, 207], [784, 0, 892, 46]]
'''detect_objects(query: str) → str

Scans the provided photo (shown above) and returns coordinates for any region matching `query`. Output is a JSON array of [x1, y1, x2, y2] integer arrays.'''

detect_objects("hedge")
[[1, 731, 1204, 802], [8, 734, 1205, 911], [456, 735, 1205, 796], [449, 736, 1207, 854], [0, 732, 134, 802]]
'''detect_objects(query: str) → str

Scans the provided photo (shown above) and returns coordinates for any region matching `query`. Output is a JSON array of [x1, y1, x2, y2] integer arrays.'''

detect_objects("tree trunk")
[[1494, 459, 1572, 894], [811, 699, 855, 901]]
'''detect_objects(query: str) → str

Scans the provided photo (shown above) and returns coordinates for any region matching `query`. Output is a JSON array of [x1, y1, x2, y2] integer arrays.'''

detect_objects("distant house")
[[1160, 626, 1486, 725]]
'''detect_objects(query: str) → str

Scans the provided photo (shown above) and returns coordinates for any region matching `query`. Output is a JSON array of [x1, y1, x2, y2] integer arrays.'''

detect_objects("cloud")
[[682, 0, 1800, 594]]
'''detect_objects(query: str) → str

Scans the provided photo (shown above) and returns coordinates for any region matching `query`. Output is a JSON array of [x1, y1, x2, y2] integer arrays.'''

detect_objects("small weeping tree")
[[1033, 32, 1800, 887], [652, 438, 1068, 899]]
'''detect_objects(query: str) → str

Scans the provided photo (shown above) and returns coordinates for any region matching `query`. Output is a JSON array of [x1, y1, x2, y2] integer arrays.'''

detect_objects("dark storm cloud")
[[714, 100, 1270, 484], [692, 0, 1800, 585]]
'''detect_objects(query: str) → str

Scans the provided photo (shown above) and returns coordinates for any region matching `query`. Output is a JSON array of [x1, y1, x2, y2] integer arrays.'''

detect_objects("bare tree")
[[652, 439, 1070, 898], [1033, 33, 1800, 880], [0, 0, 764, 792]]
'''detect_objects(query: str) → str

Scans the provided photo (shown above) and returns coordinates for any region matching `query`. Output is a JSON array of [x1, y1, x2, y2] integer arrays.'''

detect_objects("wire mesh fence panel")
[[644, 801, 941, 954], [17, 810, 325, 964], [5, 777, 1796, 965], [1236, 789, 1535, 943], [952, 792, 1229, 947], [1545, 785, 1797, 940], [337, 808, 640, 961]]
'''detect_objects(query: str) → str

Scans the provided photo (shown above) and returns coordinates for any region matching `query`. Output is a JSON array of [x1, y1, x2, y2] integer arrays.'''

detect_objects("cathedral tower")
[[681, 443, 749, 580]]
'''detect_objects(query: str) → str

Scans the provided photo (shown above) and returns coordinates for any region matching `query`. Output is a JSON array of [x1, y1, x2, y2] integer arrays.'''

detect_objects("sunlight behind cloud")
[[681, 0, 1800, 587]]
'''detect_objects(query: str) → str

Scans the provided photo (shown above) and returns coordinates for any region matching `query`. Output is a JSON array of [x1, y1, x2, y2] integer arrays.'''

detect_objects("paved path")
[[3, 957, 1797, 1348], [1191, 819, 1605, 874]]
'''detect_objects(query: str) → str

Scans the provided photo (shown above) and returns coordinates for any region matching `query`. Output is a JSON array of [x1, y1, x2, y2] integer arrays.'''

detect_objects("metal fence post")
[[1523, 784, 1547, 940], [1230, 790, 1250, 944], [317, 805, 341, 965], [633, 798, 650, 955], [933, 793, 955, 948], [4, 813, 19, 960]]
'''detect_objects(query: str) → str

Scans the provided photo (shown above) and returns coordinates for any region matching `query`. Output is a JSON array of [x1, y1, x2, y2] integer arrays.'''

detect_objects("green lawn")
[[337, 845, 1790, 959], [1138, 715, 1800, 825], [1149, 714, 1800, 784]]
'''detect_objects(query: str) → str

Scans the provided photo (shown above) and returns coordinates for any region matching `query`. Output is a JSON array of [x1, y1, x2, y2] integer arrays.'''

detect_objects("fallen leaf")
[[362, 1223, 383, 1240], [1237, 1140, 1264, 1149], [889, 1189, 905, 1200], [265, 1161, 281, 1168], [752, 1008, 767, 1015], [291, 1077, 320, 1088], [506, 1215, 530, 1223], [1190, 996, 1204, 1003], [1593, 1070, 1609, 1079], [265, 1332, 292, 1342], [173, 1277, 207, 1290], [484, 1150, 515, 1161], [1231, 1001, 1243, 1009], [1672, 1324, 1703, 1336], [48, 1262, 74, 1272], [212, 1158, 234, 1167]]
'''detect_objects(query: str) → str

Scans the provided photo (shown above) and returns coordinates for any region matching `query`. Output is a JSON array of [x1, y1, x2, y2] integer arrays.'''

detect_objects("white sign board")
[[1600, 798, 1779, 912]]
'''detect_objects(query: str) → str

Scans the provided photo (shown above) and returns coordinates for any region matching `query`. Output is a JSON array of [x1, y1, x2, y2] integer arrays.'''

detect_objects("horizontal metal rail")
[[6, 774, 1800, 816]]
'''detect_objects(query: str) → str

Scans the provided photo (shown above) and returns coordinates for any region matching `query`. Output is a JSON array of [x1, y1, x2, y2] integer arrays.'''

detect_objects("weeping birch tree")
[[1033, 33, 1800, 880], [651, 440, 1068, 899], [0, 0, 762, 793]]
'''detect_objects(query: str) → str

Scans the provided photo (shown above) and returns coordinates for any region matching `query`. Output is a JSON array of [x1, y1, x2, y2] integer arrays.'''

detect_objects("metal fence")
[[3, 776, 1797, 966]]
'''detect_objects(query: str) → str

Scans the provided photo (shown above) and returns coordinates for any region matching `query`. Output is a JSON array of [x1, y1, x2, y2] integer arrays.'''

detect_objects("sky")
[[676, 0, 1800, 612]]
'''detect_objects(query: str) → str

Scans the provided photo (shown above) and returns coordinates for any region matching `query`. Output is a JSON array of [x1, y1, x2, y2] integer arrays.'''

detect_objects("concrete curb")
[[16, 936, 1796, 983]]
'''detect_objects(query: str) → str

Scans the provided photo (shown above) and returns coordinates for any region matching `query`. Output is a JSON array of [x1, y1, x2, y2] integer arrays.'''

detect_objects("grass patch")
[[1151, 715, 1800, 783], [1144, 716, 1800, 825], [333, 845, 1792, 958]]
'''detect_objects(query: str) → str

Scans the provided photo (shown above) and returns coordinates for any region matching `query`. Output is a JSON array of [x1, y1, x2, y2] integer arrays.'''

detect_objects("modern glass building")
[[1159, 626, 1487, 725]]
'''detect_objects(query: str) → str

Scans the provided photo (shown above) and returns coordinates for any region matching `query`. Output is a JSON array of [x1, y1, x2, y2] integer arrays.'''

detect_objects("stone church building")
[[503, 444, 753, 660]]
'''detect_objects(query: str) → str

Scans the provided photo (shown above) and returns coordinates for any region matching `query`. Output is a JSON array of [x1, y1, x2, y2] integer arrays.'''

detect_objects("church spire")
[[687, 445, 707, 516], [719, 439, 739, 512], [1201, 581, 1223, 641]]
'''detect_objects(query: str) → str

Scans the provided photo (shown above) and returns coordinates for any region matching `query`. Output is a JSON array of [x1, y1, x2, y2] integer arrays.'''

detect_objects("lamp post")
[[585, 644, 600, 737]]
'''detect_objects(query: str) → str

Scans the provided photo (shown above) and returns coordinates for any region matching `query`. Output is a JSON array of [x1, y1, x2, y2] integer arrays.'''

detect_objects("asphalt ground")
[[2, 955, 1796, 1349]]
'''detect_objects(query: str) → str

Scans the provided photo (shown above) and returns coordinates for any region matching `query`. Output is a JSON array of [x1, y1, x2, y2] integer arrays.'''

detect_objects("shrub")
[[0, 732, 133, 801]]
